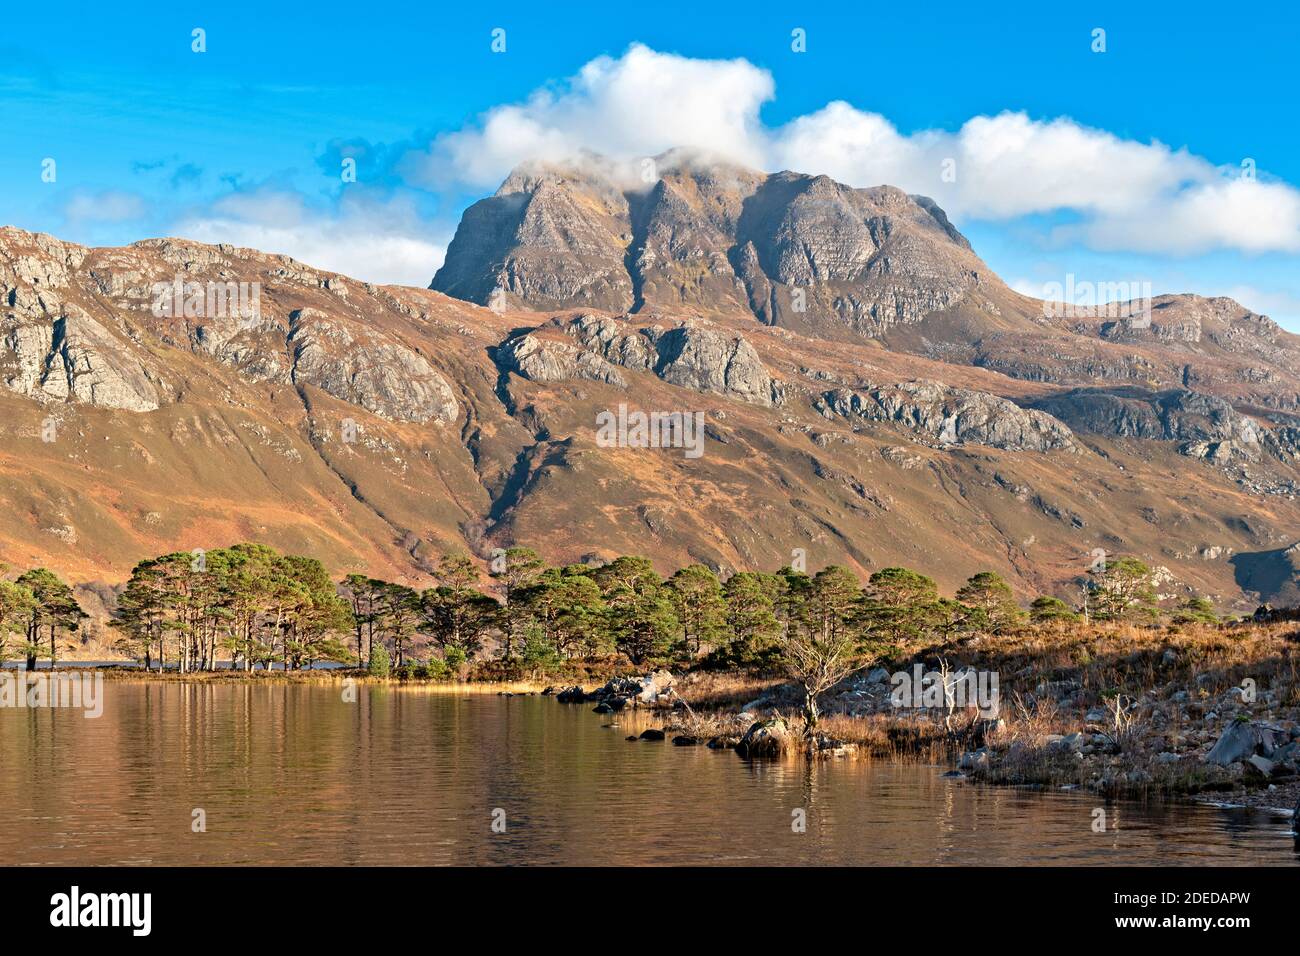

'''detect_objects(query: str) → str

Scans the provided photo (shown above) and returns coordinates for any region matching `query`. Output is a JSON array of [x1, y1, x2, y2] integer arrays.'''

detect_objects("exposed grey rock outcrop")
[[1, 232, 160, 412], [288, 308, 458, 424], [567, 314, 658, 370], [1204, 720, 1280, 766], [0, 229, 462, 423], [497, 314, 783, 406], [37, 307, 160, 412], [496, 331, 627, 386], [1, 311, 160, 412], [1071, 296, 1291, 364], [736, 716, 793, 757], [188, 312, 292, 384], [735, 176, 979, 333], [430, 163, 635, 312], [647, 324, 778, 406], [816, 380, 1074, 452], [1029, 388, 1261, 459]]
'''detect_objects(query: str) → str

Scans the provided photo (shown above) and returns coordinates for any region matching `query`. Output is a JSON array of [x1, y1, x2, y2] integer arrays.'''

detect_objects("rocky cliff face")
[[0, 228, 458, 425], [1070, 295, 1293, 363], [288, 308, 458, 424], [1029, 387, 1266, 463], [433, 155, 1300, 426], [498, 327, 628, 387], [498, 313, 783, 406], [431, 164, 636, 312], [817, 381, 1075, 452], [431, 153, 992, 338], [1030, 388, 1259, 444], [968, 312, 1300, 415], [1, 229, 160, 412]]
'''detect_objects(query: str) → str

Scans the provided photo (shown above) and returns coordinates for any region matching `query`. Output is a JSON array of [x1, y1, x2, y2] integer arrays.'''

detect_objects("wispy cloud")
[[173, 187, 447, 286], [132, 156, 205, 190], [63, 189, 147, 224]]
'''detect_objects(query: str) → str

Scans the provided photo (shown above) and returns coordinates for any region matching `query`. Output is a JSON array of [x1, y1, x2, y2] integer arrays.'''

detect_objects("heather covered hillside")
[[4, 157, 1300, 616]]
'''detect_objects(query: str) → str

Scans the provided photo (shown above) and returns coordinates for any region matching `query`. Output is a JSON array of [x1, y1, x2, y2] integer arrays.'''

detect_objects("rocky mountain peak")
[[430, 151, 992, 335]]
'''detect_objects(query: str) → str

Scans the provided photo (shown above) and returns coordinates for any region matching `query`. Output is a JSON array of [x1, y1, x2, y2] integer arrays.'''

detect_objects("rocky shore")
[[548, 672, 852, 757], [548, 622, 1300, 823]]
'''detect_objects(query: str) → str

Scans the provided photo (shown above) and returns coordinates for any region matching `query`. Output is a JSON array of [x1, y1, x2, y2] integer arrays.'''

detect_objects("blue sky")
[[4, 1, 1300, 325]]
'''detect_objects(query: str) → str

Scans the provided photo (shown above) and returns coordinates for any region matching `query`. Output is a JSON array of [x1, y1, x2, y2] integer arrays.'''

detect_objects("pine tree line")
[[1, 547, 1220, 674]]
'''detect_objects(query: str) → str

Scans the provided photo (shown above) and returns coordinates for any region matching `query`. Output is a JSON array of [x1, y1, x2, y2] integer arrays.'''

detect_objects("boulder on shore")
[[1204, 720, 1279, 766], [958, 748, 990, 771], [583, 671, 676, 706], [805, 733, 857, 757], [1246, 754, 1277, 776], [736, 717, 792, 758]]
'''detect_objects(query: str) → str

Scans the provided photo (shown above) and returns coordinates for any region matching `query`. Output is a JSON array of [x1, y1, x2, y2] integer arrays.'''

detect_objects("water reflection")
[[0, 683, 1294, 866]]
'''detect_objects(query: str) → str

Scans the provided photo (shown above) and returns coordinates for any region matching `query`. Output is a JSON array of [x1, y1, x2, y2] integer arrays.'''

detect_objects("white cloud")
[[174, 191, 447, 286], [1076, 177, 1300, 255], [64, 189, 147, 224], [1009, 278, 1047, 299], [406, 43, 774, 189], [774, 107, 1300, 256], [208, 188, 308, 226], [404, 44, 1300, 257], [770, 102, 919, 185]]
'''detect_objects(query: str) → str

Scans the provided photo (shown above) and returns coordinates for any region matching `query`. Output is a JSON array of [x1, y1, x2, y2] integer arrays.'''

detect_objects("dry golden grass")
[[656, 621, 1300, 789], [945, 620, 1300, 713], [673, 670, 786, 709]]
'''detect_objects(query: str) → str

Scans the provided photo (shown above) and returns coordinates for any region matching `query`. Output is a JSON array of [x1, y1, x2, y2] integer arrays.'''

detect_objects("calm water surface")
[[0, 682, 1295, 866]]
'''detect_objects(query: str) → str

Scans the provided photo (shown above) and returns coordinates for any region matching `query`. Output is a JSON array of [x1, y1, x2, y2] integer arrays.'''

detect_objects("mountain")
[[5, 153, 1300, 614], [433, 153, 1300, 412], [431, 150, 1000, 339]]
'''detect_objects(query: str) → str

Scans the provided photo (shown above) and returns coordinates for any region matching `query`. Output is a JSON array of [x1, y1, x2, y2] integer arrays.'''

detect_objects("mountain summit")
[[432, 153, 1300, 414], [431, 152, 995, 338]]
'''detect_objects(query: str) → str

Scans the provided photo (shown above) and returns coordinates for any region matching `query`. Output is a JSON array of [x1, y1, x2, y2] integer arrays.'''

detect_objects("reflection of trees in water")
[[5, 687, 1297, 865]]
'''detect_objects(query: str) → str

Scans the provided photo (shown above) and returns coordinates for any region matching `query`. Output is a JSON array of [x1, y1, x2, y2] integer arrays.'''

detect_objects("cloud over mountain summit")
[[404, 43, 1300, 257]]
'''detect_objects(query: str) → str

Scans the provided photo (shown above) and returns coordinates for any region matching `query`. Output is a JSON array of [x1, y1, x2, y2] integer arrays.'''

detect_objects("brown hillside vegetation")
[[3, 154, 1300, 613]]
